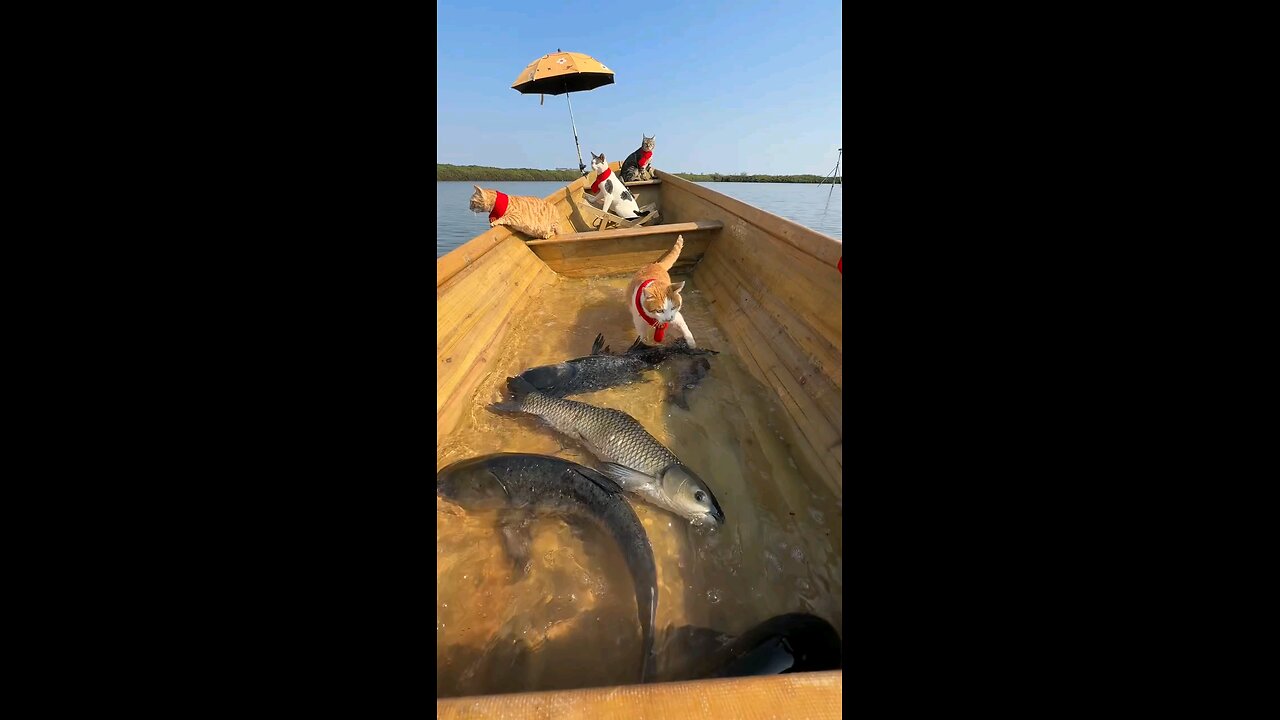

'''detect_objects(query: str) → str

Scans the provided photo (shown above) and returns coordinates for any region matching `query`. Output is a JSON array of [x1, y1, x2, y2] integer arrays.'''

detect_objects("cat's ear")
[[472, 185, 482, 193], [670, 281, 685, 293]]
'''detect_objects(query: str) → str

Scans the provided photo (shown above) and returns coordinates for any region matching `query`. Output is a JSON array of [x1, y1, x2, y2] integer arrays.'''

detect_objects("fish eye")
[[695, 490, 706, 503]]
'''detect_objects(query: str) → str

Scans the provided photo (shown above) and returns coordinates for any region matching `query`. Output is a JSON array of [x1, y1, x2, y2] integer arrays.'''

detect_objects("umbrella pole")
[[565, 91, 586, 175]]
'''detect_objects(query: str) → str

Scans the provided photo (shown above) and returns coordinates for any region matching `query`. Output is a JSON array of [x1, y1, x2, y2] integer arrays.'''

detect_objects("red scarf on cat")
[[634, 279, 669, 342], [638, 151, 652, 168], [590, 167, 612, 194], [488, 191, 509, 223]]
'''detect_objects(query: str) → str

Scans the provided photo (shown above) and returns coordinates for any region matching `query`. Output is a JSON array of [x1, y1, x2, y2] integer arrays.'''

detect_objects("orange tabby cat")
[[626, 235, 696, 347], [469, 185, 562, 239]]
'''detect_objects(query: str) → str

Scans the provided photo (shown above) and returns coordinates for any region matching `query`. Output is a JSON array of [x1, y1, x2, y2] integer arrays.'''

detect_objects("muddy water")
[[436, 273, 843, 698]]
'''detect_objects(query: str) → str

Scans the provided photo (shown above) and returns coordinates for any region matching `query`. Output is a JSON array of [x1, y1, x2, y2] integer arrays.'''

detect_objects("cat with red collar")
[[621, 134, 655, 182], [586, 152, 647, 220], [626, 235, 696, 348]]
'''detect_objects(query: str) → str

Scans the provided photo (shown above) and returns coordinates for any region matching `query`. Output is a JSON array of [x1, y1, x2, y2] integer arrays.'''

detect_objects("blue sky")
[[437, 0, 842, 175]]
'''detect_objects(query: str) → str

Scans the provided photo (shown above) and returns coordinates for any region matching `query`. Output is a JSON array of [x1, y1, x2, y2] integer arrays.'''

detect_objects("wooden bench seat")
[[527, 220, 723, 246]]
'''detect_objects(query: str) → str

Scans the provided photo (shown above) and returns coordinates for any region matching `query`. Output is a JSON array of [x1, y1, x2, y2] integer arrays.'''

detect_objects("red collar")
[[488, 191, 509, 223], [634, 279, 669, 342], [638, 150, 652, 168], [590, 167, 611, 194]]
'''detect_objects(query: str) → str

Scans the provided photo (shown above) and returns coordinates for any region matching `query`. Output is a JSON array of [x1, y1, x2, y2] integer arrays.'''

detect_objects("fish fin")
[[488, 375, 537, 414], [488, 399, 521, 413], [590, 333, 605, 355], [597, 462, 658, 491], [497, 509, 534, 575], [569, 466, 624, 494], [623, 337, 647, 355]]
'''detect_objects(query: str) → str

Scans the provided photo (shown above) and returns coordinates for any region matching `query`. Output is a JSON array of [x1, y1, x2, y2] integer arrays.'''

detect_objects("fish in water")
[[436, 452, 658, 683], [515, 334, 718, 401], [664, 355, 711, 411], [488, 375, 726, 527], [590, 335, 717, 409], [659, 613, 842, 681]]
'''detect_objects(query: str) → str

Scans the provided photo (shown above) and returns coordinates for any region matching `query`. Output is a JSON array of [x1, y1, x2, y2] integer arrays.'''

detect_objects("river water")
[[437, 181, 842, 258]]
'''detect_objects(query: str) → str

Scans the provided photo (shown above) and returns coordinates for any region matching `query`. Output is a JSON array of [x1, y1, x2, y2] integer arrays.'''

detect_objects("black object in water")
[[664, 613, 841, 680]]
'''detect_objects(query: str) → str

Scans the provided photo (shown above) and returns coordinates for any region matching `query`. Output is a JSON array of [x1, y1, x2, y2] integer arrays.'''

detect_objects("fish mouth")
[[692, 507, 725, 527]]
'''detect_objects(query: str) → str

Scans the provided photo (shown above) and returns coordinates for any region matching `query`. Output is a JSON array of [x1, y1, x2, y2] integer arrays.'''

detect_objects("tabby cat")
[[620, 135, 656, 182], [469, 185, 562, 239], [626, 235, 695, 347]]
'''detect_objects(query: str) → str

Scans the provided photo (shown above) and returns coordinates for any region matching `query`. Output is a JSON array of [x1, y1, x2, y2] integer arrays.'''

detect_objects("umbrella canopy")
[[510, 51, 615, 176], [511, 51, 614, 95]]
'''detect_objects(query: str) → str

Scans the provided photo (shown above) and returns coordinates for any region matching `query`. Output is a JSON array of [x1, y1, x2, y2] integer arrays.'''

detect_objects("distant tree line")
[[437, 164, 581, 181], [669, 173, 840, 184], [437, 164, 841, 184]]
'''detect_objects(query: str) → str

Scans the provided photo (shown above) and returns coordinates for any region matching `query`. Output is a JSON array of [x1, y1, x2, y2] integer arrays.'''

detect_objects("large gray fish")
[[436, 452, 658, 682], [516, 334, 718, 400], [488, 376, 726, 527]]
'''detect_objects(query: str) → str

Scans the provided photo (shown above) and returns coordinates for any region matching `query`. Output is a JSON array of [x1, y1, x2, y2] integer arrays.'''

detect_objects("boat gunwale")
[[654, 170, 842, 269]]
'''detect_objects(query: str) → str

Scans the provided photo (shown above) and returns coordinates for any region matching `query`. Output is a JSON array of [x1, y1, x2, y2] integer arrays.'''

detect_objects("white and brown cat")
[[626, 235, 695, 347]]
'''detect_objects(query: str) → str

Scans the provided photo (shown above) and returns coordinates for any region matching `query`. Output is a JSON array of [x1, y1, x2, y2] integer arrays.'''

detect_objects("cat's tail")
[[655, 235, 684, 271]]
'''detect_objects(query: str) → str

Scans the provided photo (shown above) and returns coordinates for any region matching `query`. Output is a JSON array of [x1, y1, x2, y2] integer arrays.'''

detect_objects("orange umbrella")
[[512, 50, 615, 175]]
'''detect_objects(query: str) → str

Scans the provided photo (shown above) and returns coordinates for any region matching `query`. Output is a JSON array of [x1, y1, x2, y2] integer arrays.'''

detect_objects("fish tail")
[[488, 397, 522, 413], [487, 375, 535, 413], [507, 375, 537, 399]]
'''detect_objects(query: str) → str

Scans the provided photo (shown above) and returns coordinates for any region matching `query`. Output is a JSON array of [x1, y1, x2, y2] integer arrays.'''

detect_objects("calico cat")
[[586, 152, 646, 220], [621, 135, 656, 182], [469, 185, 562, 239], [626, 235, 696, 347]]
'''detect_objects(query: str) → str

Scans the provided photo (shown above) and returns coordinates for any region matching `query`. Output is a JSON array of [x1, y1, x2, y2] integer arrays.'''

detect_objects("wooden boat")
[[437, 165, 842, 716]]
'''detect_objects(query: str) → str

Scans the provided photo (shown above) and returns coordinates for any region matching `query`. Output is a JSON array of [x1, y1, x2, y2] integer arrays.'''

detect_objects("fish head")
[[659, 464, 725, 527], [436, 459, 511, 509]]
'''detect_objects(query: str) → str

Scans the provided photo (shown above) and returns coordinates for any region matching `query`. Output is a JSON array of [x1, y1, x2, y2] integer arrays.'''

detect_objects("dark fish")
[[515, 334, 655, 398], [592, 335, 718, 409], [662, 613, 842, 680], [596, 335, 718, 364], [436, 452, 658, 683], [488, 376, 726, 526], [665, 355, 711, 410]]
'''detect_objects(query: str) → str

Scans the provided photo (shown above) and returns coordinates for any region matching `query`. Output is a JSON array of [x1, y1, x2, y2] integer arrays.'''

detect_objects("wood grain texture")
[[437, 237, 556, 443], [527, 233, 711, 279], [437, 670, 842, 720], [697, 262, 842, 494]]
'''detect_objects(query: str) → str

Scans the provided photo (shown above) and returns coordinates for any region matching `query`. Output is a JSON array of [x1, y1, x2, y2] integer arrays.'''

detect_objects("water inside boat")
[[436, 272, 843, 697]]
